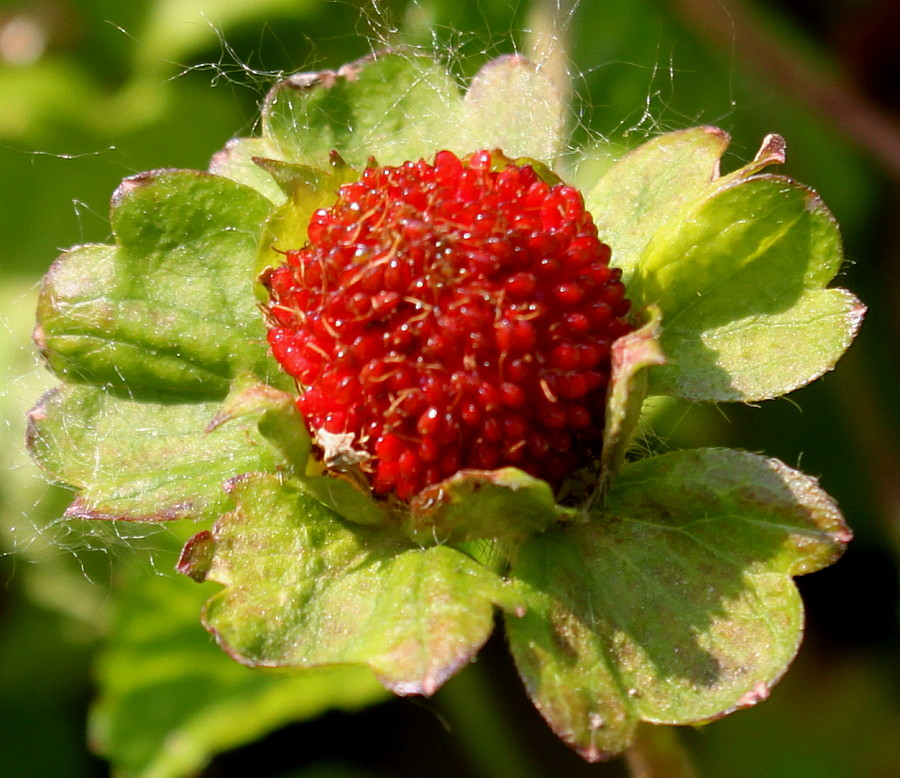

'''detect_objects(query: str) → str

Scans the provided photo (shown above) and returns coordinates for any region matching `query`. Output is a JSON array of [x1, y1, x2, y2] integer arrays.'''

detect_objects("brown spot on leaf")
[[735, 680, 770, 708], [280, 55, 368, 93], [754, 133, 787, 167], [177, 530, 216, 582], [32, 323, 46, 350], [63, 496, 197, 523]]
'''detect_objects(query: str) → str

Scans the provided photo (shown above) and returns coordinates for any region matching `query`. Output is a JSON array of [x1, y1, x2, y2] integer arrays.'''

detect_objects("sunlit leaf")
[[27, 383, 285, 522], [587, 126, 729, 285], [36, 171, 277, 400], [506, 448, 849, 761], [183, 473, 522, 695], [632, 176, 864, 400], [262, 52, 461, 168], [457, 54, 564, 162]]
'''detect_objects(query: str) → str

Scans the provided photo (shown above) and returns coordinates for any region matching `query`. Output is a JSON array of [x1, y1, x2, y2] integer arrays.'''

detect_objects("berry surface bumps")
[[264, 150, 632, 500]]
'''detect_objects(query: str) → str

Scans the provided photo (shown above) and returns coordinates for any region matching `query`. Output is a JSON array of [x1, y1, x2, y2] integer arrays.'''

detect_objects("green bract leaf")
[[590, 128, 863, 401], [26, 383, 285, 522], [599, 306, 666, 490], [458, 54, 564, 162], [255, 153, 360, 284], [208, 137, 288, 205], [182, 473, 523, 695], [36, 170, 276, 400], [587, 126, 730, 287], [211, 373, 311, 474], [92, 570, 385, 778], [262, 52, 461, 168], [506, 448, 849, 762], [407, 467, 575, 544], [257, 51, 564, 173], [294, 474, 391, 527], [634, 176, 864, 400]]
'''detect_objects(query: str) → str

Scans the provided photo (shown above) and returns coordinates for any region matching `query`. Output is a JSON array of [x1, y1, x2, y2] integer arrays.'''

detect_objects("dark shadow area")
[[510, 448, 845, 700], [204, 629, 630, 778]]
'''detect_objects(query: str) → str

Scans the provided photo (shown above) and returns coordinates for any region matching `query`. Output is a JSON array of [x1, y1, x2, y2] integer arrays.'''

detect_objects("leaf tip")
[[611, 308, 666, 368], [700, 125, 731, 144], [61, 497, 95, 520], [25, 389, 51, 430], [486, 52, 537, 71], [850, 298, 867, 329], [32, 322, 46, 351], [734, 680, 771, 710], [177, 530, 216, 582], [834, 525, 854, 545], [278, 68, 340, 92], [268, 52, 371, 103], [209, 136, 241, 167], [377, 664, 451, 697], [111, 170, 156, 207], [756, 133, 786, 165], [575, 714, 624, 763]]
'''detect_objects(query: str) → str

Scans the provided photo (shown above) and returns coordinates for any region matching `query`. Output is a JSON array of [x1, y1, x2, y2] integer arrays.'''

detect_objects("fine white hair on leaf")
[[4, 1, 739, 590]]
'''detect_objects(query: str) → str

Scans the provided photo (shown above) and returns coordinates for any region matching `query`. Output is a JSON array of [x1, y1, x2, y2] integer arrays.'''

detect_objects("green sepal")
[[295, 474, 391, 527], [36, 170, 277, 401], [588, 128, 863, 401], [598, 306, 666, 491], [406, 467, 578, 545], [484, 149, 562, 184], [209, 137, 288, 205], [717, 133, 787, 186], [210, 373, 311, 474], [26, 383, 283, 523], [291, 464, 580, 544], [250, 155, 350, 198], [258, 51, 565, 170], [254, 152, 360, 285], [505, 448, 850, 761], [180, 473, 524, 695]]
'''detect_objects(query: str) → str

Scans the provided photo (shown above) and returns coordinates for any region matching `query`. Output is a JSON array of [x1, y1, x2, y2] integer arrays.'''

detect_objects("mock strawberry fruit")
[[263, 149, 632, 501]]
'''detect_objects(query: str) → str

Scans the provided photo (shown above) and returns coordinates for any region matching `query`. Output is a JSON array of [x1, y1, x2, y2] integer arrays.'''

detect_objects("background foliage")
[[1, 0, 897, 776]]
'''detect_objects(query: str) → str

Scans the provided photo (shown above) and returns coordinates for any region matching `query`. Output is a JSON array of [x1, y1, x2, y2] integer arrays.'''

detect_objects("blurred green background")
[[1, 0, 897, 776]]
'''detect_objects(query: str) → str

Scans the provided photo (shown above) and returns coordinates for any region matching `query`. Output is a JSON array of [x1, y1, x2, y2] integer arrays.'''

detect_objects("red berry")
[[264, 150, 632, 500]]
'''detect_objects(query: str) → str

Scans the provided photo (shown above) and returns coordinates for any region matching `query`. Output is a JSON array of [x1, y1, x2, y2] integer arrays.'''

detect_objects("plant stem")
[[624, 724, 699, 778], [438, 658, 542, 778]]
